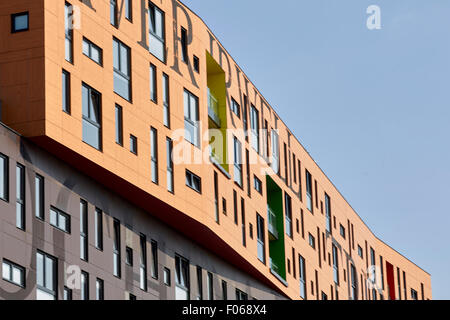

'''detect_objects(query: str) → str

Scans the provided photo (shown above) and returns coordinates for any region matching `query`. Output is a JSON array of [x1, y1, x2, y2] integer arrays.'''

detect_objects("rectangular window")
[[82, 37, 103, 65], [196, 266, 203, 300], [150, 63, 157, 103], [253, 176, 262, 194], [186, 170, 202, 193], [231, 98, 240, 118], [125, 246, 133, 266], [271, 130, 279, 174], [222, 280, 227, 300], [149, 2, 165, 62], [236, 289, 248, 300], [250, 105, 260, 153], [130, 135, 138, 155], [243, 95, 249, 140], [233, 137, 243, 187], [305, 170, 313, 212], [166, 138, 174, 193], [2, 260, 25, 287], [125, 0, 132, 21], [164, 267, 171, 286], [79, 200, 88, 260], [113, 38, 131, 101], [181, 27, 188, 63], [16, 164, 25, 230], [184, 89, 200, 147], [65, 3, 73, 63], [0, 154, 8, 202], [340, 224, 346, 239], [193, 55, 200, 73], [50, 207, 71, 233], [95, 208, 103, 250], [285, 193, 292, 238], [246, 149, 251, 197], [35, 174, 44, 220], [150, 127, 158, 184], [11, 12, 29, 33], [380, 256, 385, 290], [241, 198, 246, 247], [162, 73, 170, 127], [256, 214, 265, 263], [82, 83, 102, 150], [115, 104, 123, 146], [325, 193, 331, 233], [233, 190, 238, 225], [332, 245, 339, 285], [110, 0, 118, 27], [96, 278, 104, 300], [63, 287, 72, 300], [151, 240, 158, 279], [175, 255, 190, 300], [411, 289, 418, 300], [350, 264, 357, 300], [358, 245, 363, 258], [214, 171, 219, 223], [206, 272, 214, 300], [140, 234, 147, 291], [36, 251, 57, 300], [299, 255, 306, 299], [81, 271, 89, 300], [308, 233, 315, 249], [113, 219, 121, 278], [62, 70, 71, 114]]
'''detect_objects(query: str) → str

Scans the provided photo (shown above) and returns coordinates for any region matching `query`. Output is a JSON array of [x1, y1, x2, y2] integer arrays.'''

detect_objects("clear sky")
[[181, 0, 450, 299]]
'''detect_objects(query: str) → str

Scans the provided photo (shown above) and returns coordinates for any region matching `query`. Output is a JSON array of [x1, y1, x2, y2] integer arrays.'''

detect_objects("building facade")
[[0, 0, 431, 300]]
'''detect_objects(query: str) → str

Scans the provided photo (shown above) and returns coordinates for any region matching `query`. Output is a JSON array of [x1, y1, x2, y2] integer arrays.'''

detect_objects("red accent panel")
[[386, 261, 396, 300]]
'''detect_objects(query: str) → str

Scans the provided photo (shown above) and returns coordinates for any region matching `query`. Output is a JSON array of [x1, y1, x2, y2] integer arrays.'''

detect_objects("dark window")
[[150, 127, 158, 184], [63, 287, 72, 300], [285, 193, 292, 238], [95, 208, 103, 250], [236, 289, 248, 300], [340, 224, 346, 239], [233, 190, 238, 225], [181, 27, 188, 63], [358, 245, 363, 258], [411, 288, 418, 300], [250, 105, 259, 153], [196, 266, 203, 300], [325, 193, 331, 233], [299, 255, 306, 299], [50, 207, 71, 233], [233, 137, 243, 186], [130, 135, 138, 155], [81, 271, 89, 300], [115, 104, 123, 146], [214, 171, 219, 223], [149, 2, 165, 62], [35, 174, 44, 220], [113, 38, 131, 101], [241, 198, 246, 247], [193, 55, 200, 73], [0, 154, 9, 202], [16, 164, 25, 230], [254, 176, 262, 194], [11, 12, 29, 33], [332, 245, 339, 285], [150, 63, 157, 103], [62, 70, 71, 114], [125, 246, 133, 266], [221, 280, 227, 300], [186, 170, 201, 193], [82, 37, 103, 65], [151, 240, 158, 279], [207, 272, 213, 300], [79, 200, 88, 260], [309, 233, 315, 249], [231, 98, 241, 118], [82, 83, 102, 150]]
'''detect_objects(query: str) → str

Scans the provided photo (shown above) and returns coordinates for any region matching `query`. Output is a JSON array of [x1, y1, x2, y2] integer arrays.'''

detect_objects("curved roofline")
[[177, 0, 430, 276]]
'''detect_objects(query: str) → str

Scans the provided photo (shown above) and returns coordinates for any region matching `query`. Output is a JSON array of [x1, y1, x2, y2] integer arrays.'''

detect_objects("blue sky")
[[181, 0, 450, 299]]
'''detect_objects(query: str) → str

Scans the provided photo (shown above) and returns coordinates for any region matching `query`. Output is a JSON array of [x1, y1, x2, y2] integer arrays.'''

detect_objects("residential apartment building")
[[0, 0, 431, 300]]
